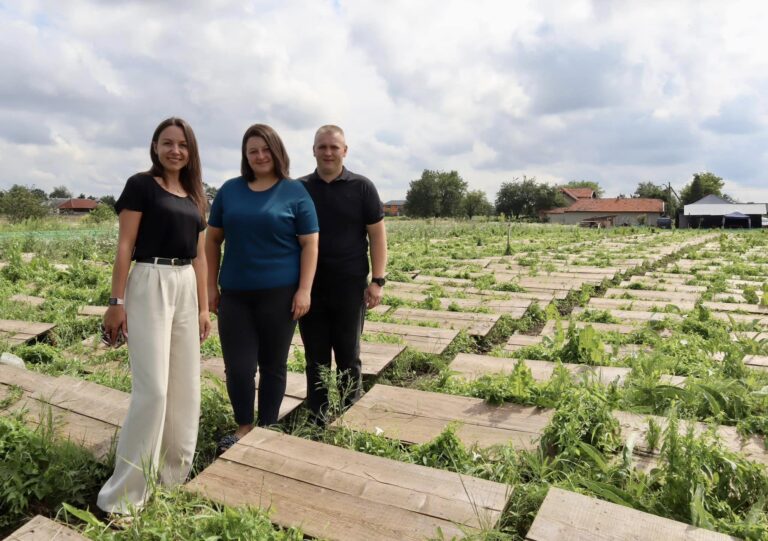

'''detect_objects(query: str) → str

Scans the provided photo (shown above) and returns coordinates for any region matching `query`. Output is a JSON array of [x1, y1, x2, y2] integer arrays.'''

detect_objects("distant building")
[[55, 198, 99, 214], [383, 200, 406, 217], [544, 198, 664, 226], [559, 187, 596, 204], [680, 194, 767, 228]]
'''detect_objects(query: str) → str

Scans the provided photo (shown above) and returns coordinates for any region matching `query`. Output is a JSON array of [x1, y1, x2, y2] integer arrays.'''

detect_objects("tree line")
[[403, 170, 730, 219], [0, 185, 117, 223]]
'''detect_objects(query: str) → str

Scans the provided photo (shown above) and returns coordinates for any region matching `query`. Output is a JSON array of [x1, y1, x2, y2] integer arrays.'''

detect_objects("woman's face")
[[153, 125, 189, 174], [245, 136, 275, 178]]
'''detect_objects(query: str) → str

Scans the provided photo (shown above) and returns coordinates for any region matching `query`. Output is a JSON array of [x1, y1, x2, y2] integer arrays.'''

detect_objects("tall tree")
[[49, 185, 72, 198], [462, 190, 494, 219], [679, 172, 724, 205], [404, 169, 468, 218], [634, 181, 678, 217], [100, 195, 117, 207], [0, 185, 49, 222], [564, 180, 604, 197], [495, 176, 564, 219]]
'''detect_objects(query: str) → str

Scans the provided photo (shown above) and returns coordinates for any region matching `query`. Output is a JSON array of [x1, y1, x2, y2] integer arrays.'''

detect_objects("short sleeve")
[[362, 179, 384, 225], [208, 188, 224, 228], [115, 174, 149, 214], [294, 185, 319, 235]]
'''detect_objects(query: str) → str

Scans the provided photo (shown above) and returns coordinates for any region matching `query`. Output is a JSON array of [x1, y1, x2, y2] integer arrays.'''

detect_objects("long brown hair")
[[148, 117, 207, 221], [240, 124, 290, 181]]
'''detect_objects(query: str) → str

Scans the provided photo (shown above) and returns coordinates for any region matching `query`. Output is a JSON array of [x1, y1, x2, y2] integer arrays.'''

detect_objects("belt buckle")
[[170, 258, 179, 266]]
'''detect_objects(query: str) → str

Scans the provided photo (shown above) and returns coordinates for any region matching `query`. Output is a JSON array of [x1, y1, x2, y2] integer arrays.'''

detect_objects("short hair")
[[148, 117, 206, 221], [314, 124, 345, 142], [240, 124, 290, 181]]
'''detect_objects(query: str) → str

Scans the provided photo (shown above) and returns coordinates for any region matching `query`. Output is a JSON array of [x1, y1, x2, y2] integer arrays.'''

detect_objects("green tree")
[[679, 172, 724, 205], [100, 195, 117, 207], [203, 182, 218, 201], [404, 170, 468, 218], [0, 185, 49, 222], [634, 181, 678, 217], [495, 177, 564, 220], [564, 180, 604, 197], [49, 185, 72, 198], [461, 190, 494, 219], [84, 203, 117, 224]]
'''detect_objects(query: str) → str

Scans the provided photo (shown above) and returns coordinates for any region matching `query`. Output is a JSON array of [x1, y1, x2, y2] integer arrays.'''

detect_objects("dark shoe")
[[217, 434, 240, 453]]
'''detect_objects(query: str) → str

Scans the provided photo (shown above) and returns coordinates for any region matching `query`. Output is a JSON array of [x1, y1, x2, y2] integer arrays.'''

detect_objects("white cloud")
[[0, 0, 767, 204]]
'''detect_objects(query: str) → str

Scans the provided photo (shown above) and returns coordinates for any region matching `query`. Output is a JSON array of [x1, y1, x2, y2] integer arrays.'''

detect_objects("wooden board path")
[[0, 319, 56, 345], [588, 297, 696, 312], [201, 358, 306, 420], [388, 307, 500, 337], [9, 294, 45, 306], [604, 287, 701, 303], [289, 334, 406, 376], [0, 365, 126, 460], [3, 515, 89, 541], [363, 321, 459, 354], [333, 384, 553, 450], [743, 354, 768, 371], [525, 487, 738, 541], [186, 427, 509, 541], [540, 319, 640, 336]]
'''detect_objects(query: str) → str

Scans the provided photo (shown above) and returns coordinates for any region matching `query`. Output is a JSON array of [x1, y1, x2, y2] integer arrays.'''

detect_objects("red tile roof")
[[57, 198, 99, 210], [564, 198, 664, 213], [560, 187, 595, 200]]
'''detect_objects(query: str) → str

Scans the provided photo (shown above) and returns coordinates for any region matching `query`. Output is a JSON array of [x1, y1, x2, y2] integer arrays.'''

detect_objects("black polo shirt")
[[300, 167, 383, 279]]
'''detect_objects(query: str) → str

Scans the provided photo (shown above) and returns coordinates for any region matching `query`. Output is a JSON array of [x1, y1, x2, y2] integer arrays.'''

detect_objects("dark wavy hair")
[[240, 124, 290, 181], [148, 117, 207, 221]]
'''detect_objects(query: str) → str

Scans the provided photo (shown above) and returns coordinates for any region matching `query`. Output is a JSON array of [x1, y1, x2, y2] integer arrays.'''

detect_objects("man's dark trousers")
[[299, 274, 366, 422]]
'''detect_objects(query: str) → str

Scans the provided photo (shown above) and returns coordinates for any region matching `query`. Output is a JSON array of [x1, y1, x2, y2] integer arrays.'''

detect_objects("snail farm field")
[[2, 219, 768, 540]]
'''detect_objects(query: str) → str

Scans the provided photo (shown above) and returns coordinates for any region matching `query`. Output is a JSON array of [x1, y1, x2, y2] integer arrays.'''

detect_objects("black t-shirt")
[[115, 173, 205, 260], [300, 167, 383, 278]]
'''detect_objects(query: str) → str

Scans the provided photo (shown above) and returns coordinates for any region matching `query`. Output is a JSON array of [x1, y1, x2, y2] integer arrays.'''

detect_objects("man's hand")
[[365, 283, 383, 309]]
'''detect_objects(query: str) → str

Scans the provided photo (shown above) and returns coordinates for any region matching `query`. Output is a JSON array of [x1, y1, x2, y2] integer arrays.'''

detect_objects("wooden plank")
[[0, 319, 56, 345], [540, 320, 639, 336], [9, 294, 45, 306], [288, 336, 405, 376], [571, 307, 681, 324], [201, 358, 306, 421], [438, 297, 530, 317], [333, 384, 553, 450], [603, 288, 700, 303], [623, 278, 706, 293], [450, 354, 631, 385], [743, 354, 768, 371], [78, 305, 107, 317], [702, 301, 768, 316], [4, 515, 89, 541], [525, 487, 738, 541], [588, 297, 696, 312], [363, 321, 459, 354], [389, 307, 500, 337], [504, 333, 545, 352], [186, 427, 508, 541], [34, 375, 130, 427]]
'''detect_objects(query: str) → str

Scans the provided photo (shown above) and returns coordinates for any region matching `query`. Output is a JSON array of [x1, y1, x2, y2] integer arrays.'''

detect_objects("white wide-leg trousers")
[[97, 262, 200, 514]]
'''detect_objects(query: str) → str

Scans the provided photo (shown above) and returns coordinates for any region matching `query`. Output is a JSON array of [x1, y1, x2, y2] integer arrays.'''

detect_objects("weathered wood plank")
[[9, 294, 45, 306], [525, 487, 738, 541], [743, 354, 768, 371], [4, 515, 89, 541], [588, 297, 696, 312], [703, 301, 768, 316], [288, 335, 406, 376], [389, 307, 500, 337], [450, 354, 631, 385], [0, 319, 56, 345], [186, 427, 508, 541], [604, 288, 700, 303], [333, 384, 553, 450], [363, 321, 459, 354]]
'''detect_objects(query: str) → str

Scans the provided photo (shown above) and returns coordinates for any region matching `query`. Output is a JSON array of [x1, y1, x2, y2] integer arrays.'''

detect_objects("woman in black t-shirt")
[[97, 118, 211, 515]]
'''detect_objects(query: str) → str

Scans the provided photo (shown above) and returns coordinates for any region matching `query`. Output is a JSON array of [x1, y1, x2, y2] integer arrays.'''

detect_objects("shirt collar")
[[312, 166, 350, 184]]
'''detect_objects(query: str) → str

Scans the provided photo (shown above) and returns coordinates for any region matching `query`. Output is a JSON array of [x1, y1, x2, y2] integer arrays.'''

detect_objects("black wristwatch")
[[108, 297, 124, 306], [371, 277, 386, 287]]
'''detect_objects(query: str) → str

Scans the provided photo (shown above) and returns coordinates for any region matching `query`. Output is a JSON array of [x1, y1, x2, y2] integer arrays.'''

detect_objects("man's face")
[[313, 131, 348, 177]]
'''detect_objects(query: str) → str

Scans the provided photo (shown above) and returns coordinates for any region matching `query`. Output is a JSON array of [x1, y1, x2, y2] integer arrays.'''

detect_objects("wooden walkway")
[[588, 297, 696, 312], [525, 487, 737, 541], [0, 319, 56, 345], [201, 358, 306, 420], [387, 307, 500, 337], [333, 384, 553, 450], [743, 354, 768, 371], [289, 335, 406, 376], [0, 365, 126, 459], [186, 427, 509, 541], [363, 321, 459, 354], [3, 515, 88, 541]]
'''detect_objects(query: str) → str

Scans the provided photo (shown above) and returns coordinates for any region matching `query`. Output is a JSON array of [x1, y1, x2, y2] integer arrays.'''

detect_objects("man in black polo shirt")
[[299, 125, 387, 426]]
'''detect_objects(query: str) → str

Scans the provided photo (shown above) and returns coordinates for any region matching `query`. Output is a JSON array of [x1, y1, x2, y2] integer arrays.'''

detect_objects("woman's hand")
[[199, 311, 212, 342], [208, 285, 220, 314], [103, 305, 127, 346], [291, 287, 311, 321]]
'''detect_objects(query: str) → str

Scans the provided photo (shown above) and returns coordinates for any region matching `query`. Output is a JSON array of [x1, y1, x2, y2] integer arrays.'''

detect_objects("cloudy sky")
[[2, 0, 768, 203]]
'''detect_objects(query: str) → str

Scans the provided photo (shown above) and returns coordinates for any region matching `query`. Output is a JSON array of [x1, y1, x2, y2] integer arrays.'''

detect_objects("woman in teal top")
[[206, 124, 318, 449]]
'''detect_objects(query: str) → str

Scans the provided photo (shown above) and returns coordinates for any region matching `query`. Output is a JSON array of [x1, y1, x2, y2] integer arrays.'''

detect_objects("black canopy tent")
[[722, 211, 751, 228]]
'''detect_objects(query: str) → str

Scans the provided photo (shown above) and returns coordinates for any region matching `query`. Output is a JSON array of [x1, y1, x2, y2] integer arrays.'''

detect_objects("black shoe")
[[217, 433, 240, 454]]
